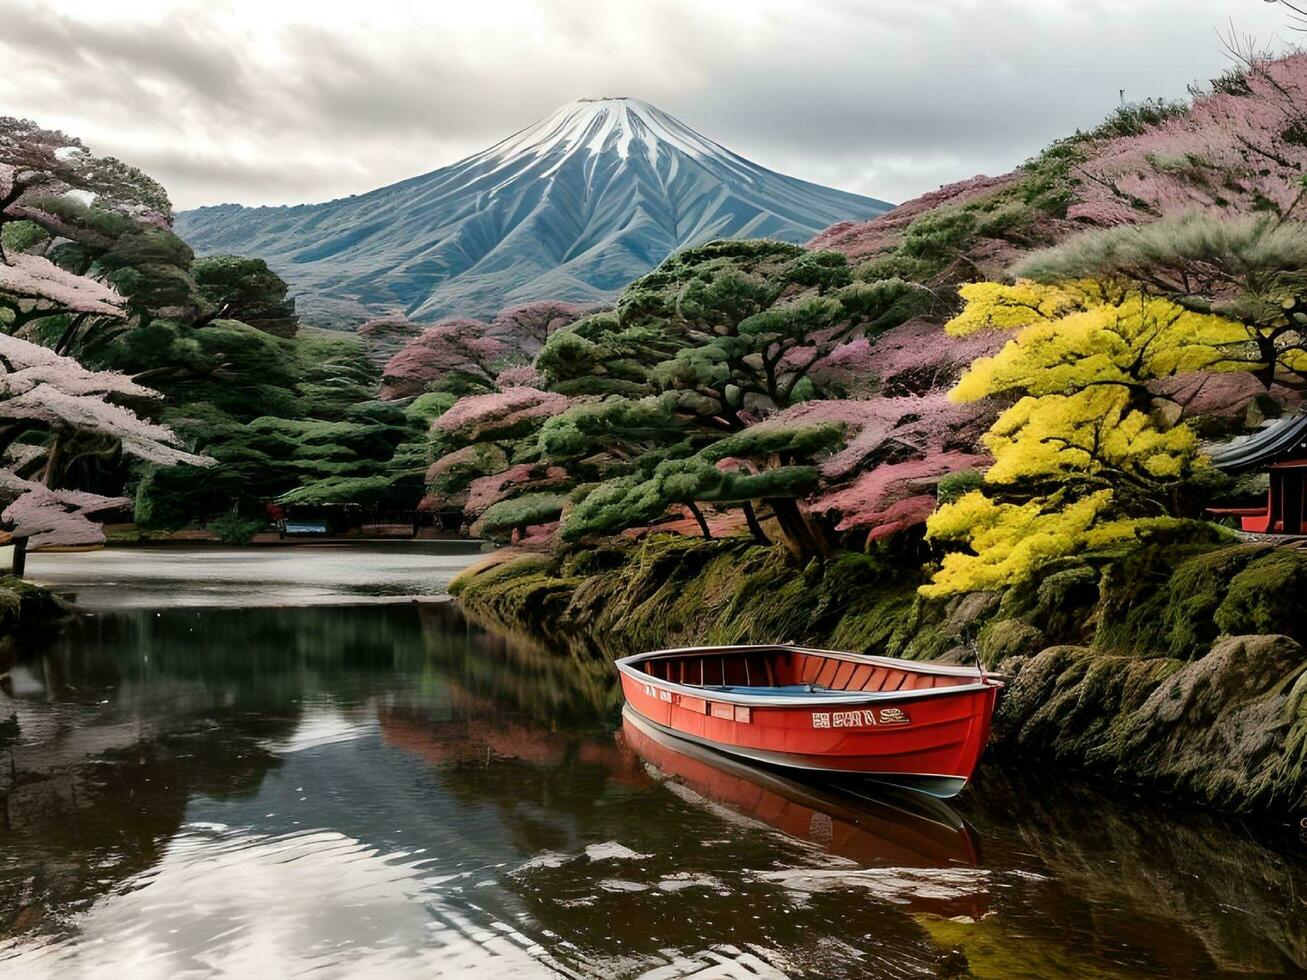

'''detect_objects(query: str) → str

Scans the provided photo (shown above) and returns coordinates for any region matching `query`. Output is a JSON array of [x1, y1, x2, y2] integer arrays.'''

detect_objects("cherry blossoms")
[[0, 252, 126, 319], [434, 387, 571, 442], [0, 334, 212, 468], [812, 452, 990, 545], [1070, 53, 1307, 225], [0, 333, 213, 556], [379, 301, 597, 400], [0, 471, 129, 548]]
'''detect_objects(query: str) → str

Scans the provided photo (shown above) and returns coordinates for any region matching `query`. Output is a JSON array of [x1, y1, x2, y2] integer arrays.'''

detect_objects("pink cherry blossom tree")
[[1069, 52, 1307, 226], [380, 318, 512, 399], [811, 452, 990, 547], [0, 332, 213, 573], [0, 471, 130, 566], [379, 301, 598, 400], [434, 387, 572, 443], [745, 394, 998, 546], [463, 462, 570, 523], [0, 251, 126, 328]]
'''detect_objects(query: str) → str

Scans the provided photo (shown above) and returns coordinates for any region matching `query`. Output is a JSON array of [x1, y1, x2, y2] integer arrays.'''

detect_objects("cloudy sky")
[[0, 0, 1297, 211]]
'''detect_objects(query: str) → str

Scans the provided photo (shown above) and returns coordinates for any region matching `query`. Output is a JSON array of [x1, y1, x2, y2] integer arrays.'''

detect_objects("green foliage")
[[537, 396, 682, 465], [562, 423, 842, 542], [897, 209, 978, 268], [192, 255, 296, 335], [476, 492, 567, 538], [1086, 97, 1189, 140], [936, 468, 983, 505], [278, 475, 399, 507], [405, 391, 458, 423], [1214, 549, 1307, 644], [207, 511, 270, 543], [1, 219, 48, 255], [428, 444, 509, 497]]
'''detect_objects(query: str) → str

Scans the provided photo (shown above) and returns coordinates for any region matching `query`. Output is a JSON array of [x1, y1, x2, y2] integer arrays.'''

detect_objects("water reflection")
[[0, 602, 1303, 978], [620, 708, 979, 877]]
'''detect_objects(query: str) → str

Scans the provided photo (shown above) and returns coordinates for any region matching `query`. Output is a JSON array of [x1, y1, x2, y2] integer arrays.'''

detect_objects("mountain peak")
[[177, 101, 891, 327], [482, 96, 727, 164]]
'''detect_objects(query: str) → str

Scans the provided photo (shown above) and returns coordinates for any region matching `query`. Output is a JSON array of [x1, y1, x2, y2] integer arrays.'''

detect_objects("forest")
[[3, 50, 1307, 616]]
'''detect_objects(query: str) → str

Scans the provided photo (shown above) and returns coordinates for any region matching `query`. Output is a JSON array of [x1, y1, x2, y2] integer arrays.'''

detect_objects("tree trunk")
[[764, 497, 829, 563], [54, 312, 91, 356], [41, 434, 63, 488], [741, 501, 769, 545], [11, 537, 27, 579], [686, 501, 713, 540]]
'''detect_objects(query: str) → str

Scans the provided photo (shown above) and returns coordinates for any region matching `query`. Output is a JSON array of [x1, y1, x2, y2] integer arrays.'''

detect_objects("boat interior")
[[635, 647, 976, 696]]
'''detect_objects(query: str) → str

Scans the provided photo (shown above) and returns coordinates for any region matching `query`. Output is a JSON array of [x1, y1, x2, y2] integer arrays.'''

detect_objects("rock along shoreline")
[[451, 534, 1307, 821]]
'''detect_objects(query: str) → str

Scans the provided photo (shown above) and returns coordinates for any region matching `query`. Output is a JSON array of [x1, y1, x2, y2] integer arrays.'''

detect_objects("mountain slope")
[[175, 98, 890, 326]]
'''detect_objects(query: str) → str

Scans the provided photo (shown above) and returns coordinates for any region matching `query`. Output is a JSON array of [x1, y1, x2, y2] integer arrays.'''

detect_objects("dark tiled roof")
[[1211, 411, 1307, 471]]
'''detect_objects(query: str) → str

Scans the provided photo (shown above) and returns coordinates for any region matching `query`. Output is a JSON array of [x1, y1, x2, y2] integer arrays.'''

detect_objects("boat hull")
[[618, 662, 999, 798]]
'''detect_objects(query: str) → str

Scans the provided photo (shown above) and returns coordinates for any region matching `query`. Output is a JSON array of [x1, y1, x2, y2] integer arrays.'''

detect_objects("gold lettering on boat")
[[814, 708, 902, 729]]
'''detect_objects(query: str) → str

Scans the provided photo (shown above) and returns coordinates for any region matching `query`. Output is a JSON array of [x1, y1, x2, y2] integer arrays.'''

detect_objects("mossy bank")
[[0, 575, 67, 657], [452, 535, 1307, 819]]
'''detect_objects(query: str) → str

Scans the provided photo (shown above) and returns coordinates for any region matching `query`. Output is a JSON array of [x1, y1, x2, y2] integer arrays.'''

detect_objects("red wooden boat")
[[621, 708, 979, 872], [616, 644, 1002, 798]]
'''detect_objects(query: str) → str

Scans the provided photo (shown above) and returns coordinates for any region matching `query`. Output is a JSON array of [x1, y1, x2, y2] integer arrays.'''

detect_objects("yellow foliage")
[[921, 489, 1174, 597], [952, 291, 1251, 403], [944, 280, 1105, 336], [983, 389, 1202, 486], [925, 275, 1268, 597]]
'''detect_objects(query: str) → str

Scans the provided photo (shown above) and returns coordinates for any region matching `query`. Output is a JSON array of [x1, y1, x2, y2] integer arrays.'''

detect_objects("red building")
[[1209, 412, 1307, 535]]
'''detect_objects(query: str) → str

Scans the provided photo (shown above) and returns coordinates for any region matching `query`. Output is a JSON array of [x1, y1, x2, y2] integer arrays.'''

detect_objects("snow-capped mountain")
[[175, 98, 892, 326]]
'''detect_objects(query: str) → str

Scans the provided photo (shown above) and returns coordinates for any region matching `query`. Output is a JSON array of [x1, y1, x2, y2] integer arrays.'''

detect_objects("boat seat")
[[701, 684, 851, 697]]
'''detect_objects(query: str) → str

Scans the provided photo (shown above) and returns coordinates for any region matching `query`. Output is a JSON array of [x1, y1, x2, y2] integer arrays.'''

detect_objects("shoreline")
[[452, 534, 1307, 822]]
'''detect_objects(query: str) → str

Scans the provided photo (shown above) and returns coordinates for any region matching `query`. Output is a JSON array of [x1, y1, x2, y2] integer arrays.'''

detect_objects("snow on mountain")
[[175, 98, 892, 327]]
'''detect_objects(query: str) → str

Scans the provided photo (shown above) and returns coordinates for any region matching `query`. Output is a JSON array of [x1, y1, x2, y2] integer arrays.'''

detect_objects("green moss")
[[0, 575, 67, 639], [449, 552, 554, 597], [1215, 550, 1307, 644], [979, 618, 1045, 663], [998, 560, 1098, 646], [1095, 543, 1270, 659]]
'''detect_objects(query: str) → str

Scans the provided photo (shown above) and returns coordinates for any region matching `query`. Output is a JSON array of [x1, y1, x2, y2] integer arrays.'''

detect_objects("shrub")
[[207, 511, 269, 544], [936, 469, 983, 505]]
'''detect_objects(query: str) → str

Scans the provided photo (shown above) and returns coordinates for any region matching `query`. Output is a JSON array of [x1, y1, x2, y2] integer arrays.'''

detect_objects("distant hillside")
[[176, 98, 890, 328], [811, 55, 1307, 275]]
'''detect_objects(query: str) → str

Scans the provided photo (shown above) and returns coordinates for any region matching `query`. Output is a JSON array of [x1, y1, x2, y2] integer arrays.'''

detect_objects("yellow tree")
[[921, 279, 1250, 597]]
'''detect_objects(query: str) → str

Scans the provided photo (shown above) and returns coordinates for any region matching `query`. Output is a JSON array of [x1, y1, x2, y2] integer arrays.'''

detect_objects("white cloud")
[[0, 0, 1296, 209]]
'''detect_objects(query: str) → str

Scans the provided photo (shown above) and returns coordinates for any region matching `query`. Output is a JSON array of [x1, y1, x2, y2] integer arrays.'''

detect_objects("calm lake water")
[[1, 547, 1304, 978]]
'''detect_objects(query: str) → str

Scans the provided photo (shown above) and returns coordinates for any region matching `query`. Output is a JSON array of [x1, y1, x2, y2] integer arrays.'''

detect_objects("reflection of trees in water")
[[951, 770, 1307, 976], [380, 692, 975, 976], [0, 690, 290, 940], [3, 602, 1303, 976], [0, 602, 620, 949], [0, 604, 435, 944], [417, 603, 620, 726]]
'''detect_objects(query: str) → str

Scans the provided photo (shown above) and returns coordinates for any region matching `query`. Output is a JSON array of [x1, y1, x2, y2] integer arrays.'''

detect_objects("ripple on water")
[[0, 823, 563, 979]]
